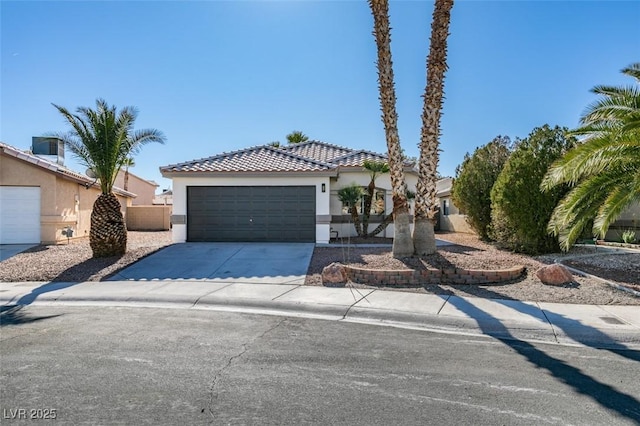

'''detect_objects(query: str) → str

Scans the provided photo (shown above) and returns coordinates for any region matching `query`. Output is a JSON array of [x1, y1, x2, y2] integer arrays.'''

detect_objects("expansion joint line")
[[206, 317, 288, 418], [538, 306, 559, 344]]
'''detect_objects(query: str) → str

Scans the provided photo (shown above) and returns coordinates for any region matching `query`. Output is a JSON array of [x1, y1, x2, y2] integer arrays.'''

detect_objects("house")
[[436, 177, 473, 234], [153, 189, 173, 206], [114, 170, 159, 205], [0, 140, 134, 244], [160, 141, 419, 244]]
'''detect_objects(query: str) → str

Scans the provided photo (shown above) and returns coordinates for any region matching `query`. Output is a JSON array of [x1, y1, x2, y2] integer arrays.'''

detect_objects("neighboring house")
[[0, 141, 134, 244], [605, 202, 640, 242], [153, 189, 173, 205], [436, 177, 474, 234], [160, 140, 418, 244], [114, 170, 159, 206]]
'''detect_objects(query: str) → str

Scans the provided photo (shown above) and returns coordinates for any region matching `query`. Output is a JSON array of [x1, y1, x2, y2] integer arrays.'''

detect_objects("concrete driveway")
[[108, 242, 315, 284], [0, 244, 37, 262]]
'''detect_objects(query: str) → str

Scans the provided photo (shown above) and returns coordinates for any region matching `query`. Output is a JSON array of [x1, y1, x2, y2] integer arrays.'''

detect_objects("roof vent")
[[32, 136, 64, 165]]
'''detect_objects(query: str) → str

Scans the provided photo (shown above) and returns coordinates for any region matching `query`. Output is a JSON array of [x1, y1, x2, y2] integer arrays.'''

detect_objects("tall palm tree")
[[286, 131, 309, 144], [338, 184, 365, 237], [361, 160, 389, 237], [122, 156, 135, 191], [413, 0, 454, 256], [53, 99, 165, 258], [542, 63, 640, 250], [368, 0, 413, 257]]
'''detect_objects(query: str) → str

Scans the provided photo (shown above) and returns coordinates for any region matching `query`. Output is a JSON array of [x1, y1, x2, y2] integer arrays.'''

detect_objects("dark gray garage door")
[[187, 186, 316, 242]]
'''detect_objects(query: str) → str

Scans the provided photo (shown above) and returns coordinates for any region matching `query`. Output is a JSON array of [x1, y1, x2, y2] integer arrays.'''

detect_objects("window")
[[442, 199, 449, 216], [342, 188, 385, 215]]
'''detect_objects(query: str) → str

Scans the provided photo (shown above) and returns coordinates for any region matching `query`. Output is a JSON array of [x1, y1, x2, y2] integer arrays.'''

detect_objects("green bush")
[[451, 136, 511, 240], [489, 125, 576, 254]]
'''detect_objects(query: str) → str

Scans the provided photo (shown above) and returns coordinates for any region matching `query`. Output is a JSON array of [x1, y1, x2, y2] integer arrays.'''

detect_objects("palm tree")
[[542, 63, 640, 250], [53, 99, 165, 258], [368, 0, 413, 257], [122, 156, 135, 191], [286, 131, 309, 144], [338, 183, 366, 237], [361, 160, 389, 237], [413, 0, 454, 256]]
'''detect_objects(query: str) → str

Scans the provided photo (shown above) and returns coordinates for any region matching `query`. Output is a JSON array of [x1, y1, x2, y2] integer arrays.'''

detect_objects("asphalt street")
[[1, 306, 639, 425]]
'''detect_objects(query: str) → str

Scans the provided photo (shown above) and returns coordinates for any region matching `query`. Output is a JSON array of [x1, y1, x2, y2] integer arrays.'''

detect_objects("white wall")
[[170, 175, 331, 243], [330, 170, 418, 238]]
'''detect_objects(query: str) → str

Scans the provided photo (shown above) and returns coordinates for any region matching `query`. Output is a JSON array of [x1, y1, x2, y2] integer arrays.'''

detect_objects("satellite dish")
[[86, 168, 97, 178]]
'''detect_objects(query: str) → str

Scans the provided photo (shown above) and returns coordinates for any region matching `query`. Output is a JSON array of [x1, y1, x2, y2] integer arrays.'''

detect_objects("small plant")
[[621, 229, 637, 244]]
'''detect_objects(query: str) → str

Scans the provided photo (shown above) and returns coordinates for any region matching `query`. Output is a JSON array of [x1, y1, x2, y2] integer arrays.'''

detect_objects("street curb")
[[3, 295, 639, 351]]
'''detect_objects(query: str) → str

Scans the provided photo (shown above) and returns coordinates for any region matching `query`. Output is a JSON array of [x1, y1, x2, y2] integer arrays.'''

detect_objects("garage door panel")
[[0, 186, 41, 244], [187, 186, 315, 242]]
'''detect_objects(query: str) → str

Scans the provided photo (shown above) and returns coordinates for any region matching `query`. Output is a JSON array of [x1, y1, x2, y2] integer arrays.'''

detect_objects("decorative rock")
[[536, 264, 574, 286], [322, 262, 347, 287]]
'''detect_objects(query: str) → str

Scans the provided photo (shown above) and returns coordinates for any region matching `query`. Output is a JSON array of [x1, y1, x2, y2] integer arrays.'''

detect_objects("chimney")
[[32, 137, 64, 165]]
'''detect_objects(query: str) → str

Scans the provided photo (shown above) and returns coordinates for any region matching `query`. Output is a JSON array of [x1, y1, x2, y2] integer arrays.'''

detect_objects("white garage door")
[[0, 187, 41, 244]]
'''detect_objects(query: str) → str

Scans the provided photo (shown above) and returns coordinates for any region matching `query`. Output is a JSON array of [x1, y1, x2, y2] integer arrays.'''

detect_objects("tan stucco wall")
[[127, 206, 171, 231], [1, 154, 130, 244], [438, 195, 474, 234], [114, 170, 157, 205]]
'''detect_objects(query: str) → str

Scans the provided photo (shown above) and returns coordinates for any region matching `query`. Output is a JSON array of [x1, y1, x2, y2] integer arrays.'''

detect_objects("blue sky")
[[2, 1, 638, 192]]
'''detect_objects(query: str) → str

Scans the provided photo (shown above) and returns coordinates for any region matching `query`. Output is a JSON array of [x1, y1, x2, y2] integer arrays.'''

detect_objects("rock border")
[[340, 264, 526, 288]]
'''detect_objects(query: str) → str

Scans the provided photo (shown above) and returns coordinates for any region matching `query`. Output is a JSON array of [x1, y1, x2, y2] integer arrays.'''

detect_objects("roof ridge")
[[328, 148, 387, 164], [269, 144, 336, 169], [280, 139, 354, 153]]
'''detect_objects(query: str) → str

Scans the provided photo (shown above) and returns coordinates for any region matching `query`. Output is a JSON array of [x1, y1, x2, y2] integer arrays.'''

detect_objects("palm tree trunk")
[[350, 206, 364, 236], [414, 0, 454, 256], [361, 181, 375, 237], [369, 0, 413, 258], [366, 212, 394, 237], [90, 193, 127, 258]]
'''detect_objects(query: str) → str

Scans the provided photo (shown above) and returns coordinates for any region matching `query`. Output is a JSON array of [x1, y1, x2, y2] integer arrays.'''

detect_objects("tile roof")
[[280, 140, 354, 163], [160, 145, 337, 174], [159, 140, 411, 175], [0, 141, 135, 197]]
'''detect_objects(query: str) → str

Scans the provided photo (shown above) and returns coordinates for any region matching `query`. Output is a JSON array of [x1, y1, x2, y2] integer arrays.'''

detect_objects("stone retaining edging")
[[343, 264, 526, 287]]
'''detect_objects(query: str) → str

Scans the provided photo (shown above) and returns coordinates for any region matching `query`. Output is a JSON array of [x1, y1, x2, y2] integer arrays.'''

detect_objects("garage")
[[187, 186, 316, 242], [0, 186, 41, 244]]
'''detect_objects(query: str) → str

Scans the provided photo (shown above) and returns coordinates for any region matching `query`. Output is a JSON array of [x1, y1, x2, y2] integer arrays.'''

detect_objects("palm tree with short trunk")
[[361, 160, 389, 237], [53, 99, 165, 258], [542, 63, 640, 250], [413, 0, 454, 256], [338, 183, 366, 237], [368, 0, 413, 257], [286, 131, 309, 144]]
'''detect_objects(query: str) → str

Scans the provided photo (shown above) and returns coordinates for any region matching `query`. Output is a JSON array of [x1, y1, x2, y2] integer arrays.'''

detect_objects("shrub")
[[489, 125, 576, 254], [621, 229, 637, 244], [451, 136, 511, 240]]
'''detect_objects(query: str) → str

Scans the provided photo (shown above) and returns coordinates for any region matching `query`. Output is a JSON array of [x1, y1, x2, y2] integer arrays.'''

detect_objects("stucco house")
[[0, 141, 134, 244], [114, 170, 159, 206], [160, 141, 419, 244], [436, 177, 473, 234]]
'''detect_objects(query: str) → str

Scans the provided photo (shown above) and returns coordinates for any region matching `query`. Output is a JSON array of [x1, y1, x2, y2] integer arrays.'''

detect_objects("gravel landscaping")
[[0, 231, 637, 305], [306, 233, 640, 305]]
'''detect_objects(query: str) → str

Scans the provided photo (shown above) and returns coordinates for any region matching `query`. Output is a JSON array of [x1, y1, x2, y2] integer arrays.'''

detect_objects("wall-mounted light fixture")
[[321, 183, 326, 193]]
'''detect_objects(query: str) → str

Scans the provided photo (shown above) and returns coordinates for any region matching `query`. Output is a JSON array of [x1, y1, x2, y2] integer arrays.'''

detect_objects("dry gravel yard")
[[306, 233, 640, 305], [0, 231, 173, 282], [0, 231, 637, 305]]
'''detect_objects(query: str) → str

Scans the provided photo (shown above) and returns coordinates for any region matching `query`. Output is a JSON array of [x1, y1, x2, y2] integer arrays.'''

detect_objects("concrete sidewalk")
[[1, 280, 639, 350]]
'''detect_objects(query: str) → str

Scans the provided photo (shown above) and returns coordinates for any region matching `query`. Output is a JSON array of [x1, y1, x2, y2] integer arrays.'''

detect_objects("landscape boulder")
[[536, 264, 574, 286], [322, 262, 347, 287]]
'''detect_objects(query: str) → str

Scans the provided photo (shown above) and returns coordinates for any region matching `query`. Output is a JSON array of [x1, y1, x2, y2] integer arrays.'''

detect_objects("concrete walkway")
[[2, 280, 639, 351], [0, 244, 37, 262]]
